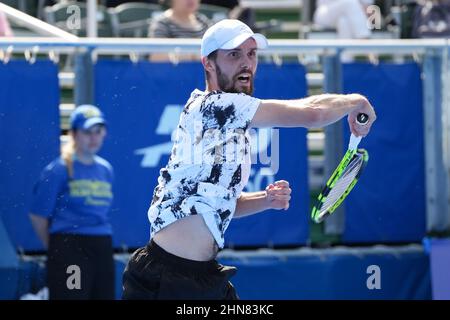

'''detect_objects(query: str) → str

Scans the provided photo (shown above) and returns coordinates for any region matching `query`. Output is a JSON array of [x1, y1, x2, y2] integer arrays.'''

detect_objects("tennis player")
[[122, 19, 376, 300]]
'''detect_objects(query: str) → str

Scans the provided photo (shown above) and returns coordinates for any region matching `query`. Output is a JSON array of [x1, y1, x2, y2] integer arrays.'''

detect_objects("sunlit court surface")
[[1, 0, 450, 313]]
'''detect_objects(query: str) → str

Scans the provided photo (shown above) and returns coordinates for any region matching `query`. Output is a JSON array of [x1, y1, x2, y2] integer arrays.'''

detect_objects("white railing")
[[0, 38, 449, 54]]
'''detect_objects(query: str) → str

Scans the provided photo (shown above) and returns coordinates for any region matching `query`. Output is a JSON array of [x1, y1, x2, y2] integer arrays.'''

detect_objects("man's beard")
[[216, 65, 254, 95]]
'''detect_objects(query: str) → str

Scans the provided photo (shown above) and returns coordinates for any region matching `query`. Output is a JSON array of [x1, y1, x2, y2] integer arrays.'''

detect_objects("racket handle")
[[356, 113, 369, 125], [349, 134, 362, 150], [349, 113, 369, 149]]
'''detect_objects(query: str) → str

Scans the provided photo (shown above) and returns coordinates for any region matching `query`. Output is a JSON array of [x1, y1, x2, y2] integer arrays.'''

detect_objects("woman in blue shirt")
[[29, 105, 115, 300]]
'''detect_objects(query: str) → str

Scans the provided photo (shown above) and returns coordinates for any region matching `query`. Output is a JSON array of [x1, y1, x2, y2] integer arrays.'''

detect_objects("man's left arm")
[[234, 180, 291, 218]]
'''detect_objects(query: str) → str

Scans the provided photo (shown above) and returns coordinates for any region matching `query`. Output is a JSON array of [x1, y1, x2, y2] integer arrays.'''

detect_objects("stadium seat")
[[2, 0, 37, 17], [108, 2, 163, 37]]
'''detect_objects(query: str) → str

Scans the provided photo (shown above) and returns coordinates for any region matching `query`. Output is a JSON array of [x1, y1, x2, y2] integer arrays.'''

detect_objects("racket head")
[[311, 148, 369, 223]]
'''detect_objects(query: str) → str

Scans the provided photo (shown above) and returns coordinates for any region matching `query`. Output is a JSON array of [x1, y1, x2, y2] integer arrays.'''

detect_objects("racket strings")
[[320, 155, 364, 212]]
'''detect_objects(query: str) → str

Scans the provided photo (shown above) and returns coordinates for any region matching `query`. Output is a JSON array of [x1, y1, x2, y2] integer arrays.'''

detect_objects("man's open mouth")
[[237, 73, 251, 84]]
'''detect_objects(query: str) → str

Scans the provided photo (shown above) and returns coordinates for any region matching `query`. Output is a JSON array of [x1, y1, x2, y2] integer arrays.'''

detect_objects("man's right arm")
[[29, 213, 49, 249], [250, 93, 376, 137]]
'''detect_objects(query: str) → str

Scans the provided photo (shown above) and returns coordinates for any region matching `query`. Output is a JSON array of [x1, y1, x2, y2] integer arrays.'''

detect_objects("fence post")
[[423, 49, 450, 232], [74, 49, 94, 106], [443, 43, 450, 231], [322, 52, 345, 235], [300, 0, 312, 38]]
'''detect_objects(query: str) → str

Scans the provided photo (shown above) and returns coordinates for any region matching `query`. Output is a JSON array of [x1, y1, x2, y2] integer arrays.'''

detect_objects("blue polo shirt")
[[30, 156, 114, 235]]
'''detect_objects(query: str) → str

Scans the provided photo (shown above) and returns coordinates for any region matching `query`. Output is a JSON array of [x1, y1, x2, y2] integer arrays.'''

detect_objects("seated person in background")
[[150, 0, 211, 38], [0, 11, 13, 37], [149, 0, 212, 61], [412, 0, 450, 38], [314, 0, 373, 39], [313, 0, 373, 61]]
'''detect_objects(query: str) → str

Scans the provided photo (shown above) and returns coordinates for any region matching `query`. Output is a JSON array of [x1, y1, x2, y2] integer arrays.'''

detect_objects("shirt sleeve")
[[202, 92, 261, 131], [30, 160, 66, 218]]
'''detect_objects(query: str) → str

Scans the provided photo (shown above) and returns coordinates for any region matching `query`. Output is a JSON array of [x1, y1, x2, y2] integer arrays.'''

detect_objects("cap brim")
[[82, 117, 106, 130], [220, 33, 268, 51]]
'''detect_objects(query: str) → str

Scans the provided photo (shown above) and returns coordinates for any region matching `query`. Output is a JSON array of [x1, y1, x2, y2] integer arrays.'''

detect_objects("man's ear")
[[201, 56, 215, 74]]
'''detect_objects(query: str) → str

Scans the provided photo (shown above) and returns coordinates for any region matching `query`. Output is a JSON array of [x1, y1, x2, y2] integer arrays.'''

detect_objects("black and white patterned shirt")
[[147, 89, 261, 248]]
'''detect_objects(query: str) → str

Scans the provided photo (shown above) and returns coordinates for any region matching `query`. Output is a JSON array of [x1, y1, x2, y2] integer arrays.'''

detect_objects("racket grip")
[[349, 134, 362, 150], [356, 113, 369, 125]]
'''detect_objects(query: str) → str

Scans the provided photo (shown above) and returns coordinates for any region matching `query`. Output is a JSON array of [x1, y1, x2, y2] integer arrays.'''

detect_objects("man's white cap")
[[201, 19, 268, 58]]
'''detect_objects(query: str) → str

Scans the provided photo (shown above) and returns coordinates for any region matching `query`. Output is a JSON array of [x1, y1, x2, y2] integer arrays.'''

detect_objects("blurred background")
[[0, 0, 450, 300]]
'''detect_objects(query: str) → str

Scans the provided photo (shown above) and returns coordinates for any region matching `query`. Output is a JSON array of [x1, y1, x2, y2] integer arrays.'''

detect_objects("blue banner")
[[342, 63, 426, 243], [219, 246, 431, 299], [95, 61, 309, 248], [112, 246, 430, 300], [427, 238, 450, 299], [0, 60, 60, 251]]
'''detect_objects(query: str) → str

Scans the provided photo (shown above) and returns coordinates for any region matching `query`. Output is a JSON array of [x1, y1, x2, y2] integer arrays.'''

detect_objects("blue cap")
[[70, 105, 106, 130]]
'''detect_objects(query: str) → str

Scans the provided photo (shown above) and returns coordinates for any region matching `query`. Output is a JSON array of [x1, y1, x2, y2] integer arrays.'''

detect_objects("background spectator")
[[149, 0, 211, 38], [412, 0, 450, 38], [29, 105, 115, 300], [149, 0, 212, 61], [313, 0, 373, 39]]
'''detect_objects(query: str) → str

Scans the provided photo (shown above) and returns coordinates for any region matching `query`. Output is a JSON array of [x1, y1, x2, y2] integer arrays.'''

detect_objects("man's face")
[[212, 38, 258, 95]]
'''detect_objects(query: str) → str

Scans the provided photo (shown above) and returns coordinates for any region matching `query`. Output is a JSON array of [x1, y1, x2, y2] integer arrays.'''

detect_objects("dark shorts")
[[47, 233, 115, 300], [122, 240, 239, 300]]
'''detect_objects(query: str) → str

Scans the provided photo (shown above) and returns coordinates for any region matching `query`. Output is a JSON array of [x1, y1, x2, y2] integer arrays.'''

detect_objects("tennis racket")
[[311, 113, 369, 223]]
